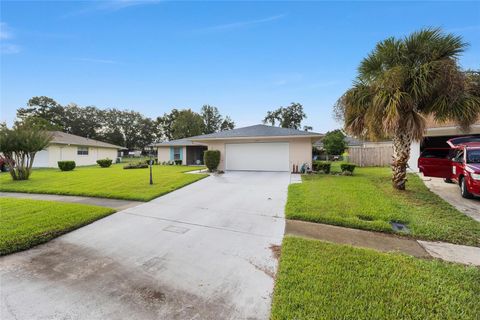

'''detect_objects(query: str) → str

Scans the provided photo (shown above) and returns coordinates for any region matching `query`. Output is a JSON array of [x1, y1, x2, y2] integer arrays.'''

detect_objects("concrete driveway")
[[0, 172, 290, 320], [421, 176, 480, 222]]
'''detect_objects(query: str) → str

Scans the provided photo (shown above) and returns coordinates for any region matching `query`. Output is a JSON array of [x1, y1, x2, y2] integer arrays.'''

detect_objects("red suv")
[[418, 136, 480, 198]]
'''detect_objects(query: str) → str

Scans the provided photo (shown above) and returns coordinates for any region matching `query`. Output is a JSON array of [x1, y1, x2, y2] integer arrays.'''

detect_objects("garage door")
[[225, 142, 289, 171]]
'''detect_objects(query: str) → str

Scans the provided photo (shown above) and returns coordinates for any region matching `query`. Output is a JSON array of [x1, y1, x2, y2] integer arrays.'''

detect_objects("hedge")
[[312, 161, 331, 174], [204, 150, 220, 172], [123, 162, 148, 169], [58, 161, 76, 171], [340, 163, 356, 174], [96, 159, 113, 168]]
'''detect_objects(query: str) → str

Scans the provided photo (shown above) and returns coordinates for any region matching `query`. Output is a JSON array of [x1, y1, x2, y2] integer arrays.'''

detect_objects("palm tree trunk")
[[392, 130, 413, 190]]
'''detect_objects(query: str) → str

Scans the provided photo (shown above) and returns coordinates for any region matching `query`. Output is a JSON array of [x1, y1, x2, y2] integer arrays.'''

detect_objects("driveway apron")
[[0, 172, 289, 320]]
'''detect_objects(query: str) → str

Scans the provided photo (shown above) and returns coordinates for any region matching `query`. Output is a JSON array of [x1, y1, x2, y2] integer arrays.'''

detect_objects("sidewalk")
[[0, 192, 143, 210], [286, 220, 480, 266]]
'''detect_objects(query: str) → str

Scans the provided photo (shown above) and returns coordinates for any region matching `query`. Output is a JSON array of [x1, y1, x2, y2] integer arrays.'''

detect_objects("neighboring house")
[[408, 116, 480, 172], [155, 124, 323, 171], [33, 131, 124, 168]]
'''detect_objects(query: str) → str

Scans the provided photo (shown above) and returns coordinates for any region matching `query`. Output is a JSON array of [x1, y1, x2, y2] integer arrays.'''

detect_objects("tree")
[[171, 109, 205, 140], [303, 125, 313, 132], [220, 116, 235, 131], [17, 96, 65, 129], [263, 102, 306, 129], [201, 105, 223, 134], [156, 108, 180, 141], [335, 28, 480, 190], [0, 123, 52, 180], [322, 129, 346, 155]]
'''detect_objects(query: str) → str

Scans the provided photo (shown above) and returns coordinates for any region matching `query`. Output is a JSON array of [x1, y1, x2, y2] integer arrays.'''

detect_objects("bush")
[[97, 159, 113, 168], [340, 163, 356, 174], [123, 162, 148, 169], [174, 159, 182, 165], [58, 161, 76, 171], [312, 161, 331, 174], [204, 150, 220, 172], [144, 159, 157, 165]]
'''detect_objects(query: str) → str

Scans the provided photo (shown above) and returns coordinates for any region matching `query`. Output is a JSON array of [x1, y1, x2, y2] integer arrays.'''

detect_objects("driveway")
[[0, 172, 290, 320], [421, 176, 480, 222]]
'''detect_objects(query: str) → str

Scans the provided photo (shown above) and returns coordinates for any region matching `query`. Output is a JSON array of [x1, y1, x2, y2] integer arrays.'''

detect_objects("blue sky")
[[1, 1, 479, 132]]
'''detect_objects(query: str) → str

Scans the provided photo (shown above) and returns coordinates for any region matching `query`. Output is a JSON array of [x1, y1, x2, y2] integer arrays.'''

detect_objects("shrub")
[[312, 161, 331, 174], [97, 159, 113, 168], [204, 150, 220, 172], [58, 161, 76, 171], [340, 163, 356, 174], [123, 162, 148, 169], [0, 124, 52, 180], [174, 159, 182, 165]]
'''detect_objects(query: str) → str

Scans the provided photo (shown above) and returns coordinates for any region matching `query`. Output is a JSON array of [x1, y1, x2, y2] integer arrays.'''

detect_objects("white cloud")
[[0, 22, 13, 40], [0, 22, 20, 54], [62, 0, 161, 17], [197, 14, 286, 32], [0, 44, 21, 54], [74, 58, 118, 64]]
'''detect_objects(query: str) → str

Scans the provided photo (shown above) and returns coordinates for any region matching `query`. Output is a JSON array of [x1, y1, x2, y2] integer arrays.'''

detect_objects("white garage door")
[[225, 142, 289, 171]]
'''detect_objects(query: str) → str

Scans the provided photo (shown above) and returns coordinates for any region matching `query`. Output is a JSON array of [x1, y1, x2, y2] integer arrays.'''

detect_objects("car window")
[[453, 150, 464, 162], [420, 149, 450, 158], [467, 149, 480, 163]]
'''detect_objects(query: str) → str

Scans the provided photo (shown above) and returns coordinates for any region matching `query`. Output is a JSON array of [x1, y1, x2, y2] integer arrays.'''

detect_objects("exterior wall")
[[157, 146, 186, 164], [33, 144, 118, 168], [204, 137, 313, 171], [157, 147, 170, 163], [408, 141, 421, 172]]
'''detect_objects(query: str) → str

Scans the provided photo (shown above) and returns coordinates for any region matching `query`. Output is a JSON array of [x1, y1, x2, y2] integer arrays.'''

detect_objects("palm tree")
[[335, 28, 480, 190]]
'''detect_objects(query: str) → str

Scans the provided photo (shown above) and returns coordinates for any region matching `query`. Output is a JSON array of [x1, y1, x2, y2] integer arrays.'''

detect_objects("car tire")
[[460, 177, 473, 199], [443, 178, 453, 183]]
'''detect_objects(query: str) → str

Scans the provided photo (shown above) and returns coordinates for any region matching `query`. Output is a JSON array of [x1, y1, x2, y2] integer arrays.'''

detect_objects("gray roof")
[[49, 131, 124, 149], [189, 124, 323, 140], [152, 139, 207, 147]]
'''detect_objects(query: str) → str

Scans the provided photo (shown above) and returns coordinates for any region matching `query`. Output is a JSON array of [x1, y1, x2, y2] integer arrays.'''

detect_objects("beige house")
[[408, 116, 480, 172], [154, 124, 323, 171], [33, 131, 124, 168]]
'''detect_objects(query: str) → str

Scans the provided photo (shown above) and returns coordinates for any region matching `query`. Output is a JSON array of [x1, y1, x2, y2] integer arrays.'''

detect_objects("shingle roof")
[[189, 124, 323, 140], [152, 139, 207, 147], [49, 131, 124, 149]]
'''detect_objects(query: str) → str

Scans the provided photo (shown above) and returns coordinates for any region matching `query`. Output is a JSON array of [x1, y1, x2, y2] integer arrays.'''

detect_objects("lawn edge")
[[0, 202, 116, 256]]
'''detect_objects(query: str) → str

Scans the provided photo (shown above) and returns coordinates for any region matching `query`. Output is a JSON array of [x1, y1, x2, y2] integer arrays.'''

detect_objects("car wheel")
[[460, 177, 473, 199], [443, 178, 453, 183]]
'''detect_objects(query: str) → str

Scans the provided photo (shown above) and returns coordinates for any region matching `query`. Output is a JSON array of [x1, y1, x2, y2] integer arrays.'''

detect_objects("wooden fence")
[[347, 147, 393, 167]]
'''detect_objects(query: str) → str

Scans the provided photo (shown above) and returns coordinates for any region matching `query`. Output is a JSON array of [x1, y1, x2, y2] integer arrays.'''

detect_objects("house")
[[154, 139, 208, 165], [408, 116, 480, 172], [33, 131, 124, 168], [154, 124, 323, 171]]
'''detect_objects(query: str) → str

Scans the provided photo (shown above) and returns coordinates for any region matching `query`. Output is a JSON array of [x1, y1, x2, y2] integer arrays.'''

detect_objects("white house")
[[33, 131, 124, 168], [154, 124, 323, 171], [408, 117, 480, 172]]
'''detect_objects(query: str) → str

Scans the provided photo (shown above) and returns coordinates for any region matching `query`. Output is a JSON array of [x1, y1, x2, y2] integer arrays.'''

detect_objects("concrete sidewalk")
[[286, 220, 480, 266], [0, 192, 143, 210]]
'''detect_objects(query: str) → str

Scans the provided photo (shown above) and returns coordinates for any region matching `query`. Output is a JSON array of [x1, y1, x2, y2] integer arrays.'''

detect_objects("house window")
[[173, 147, 181, 160], [77, 146, 89, 155]]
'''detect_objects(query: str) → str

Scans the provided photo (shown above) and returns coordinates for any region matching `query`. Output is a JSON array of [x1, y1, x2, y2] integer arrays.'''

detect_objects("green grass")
[[0, 197, 115, 255], [0, 164, 207, 201], [271, 236, 480, 320], [286, 166, 480, 246]]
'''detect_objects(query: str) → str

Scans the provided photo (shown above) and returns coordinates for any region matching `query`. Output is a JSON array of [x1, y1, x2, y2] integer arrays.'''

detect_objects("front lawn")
[[271, 236, 480, 320], [0, 164, 207, 201], [286, 166, 480, 246], [0, 197, 115, 255]]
